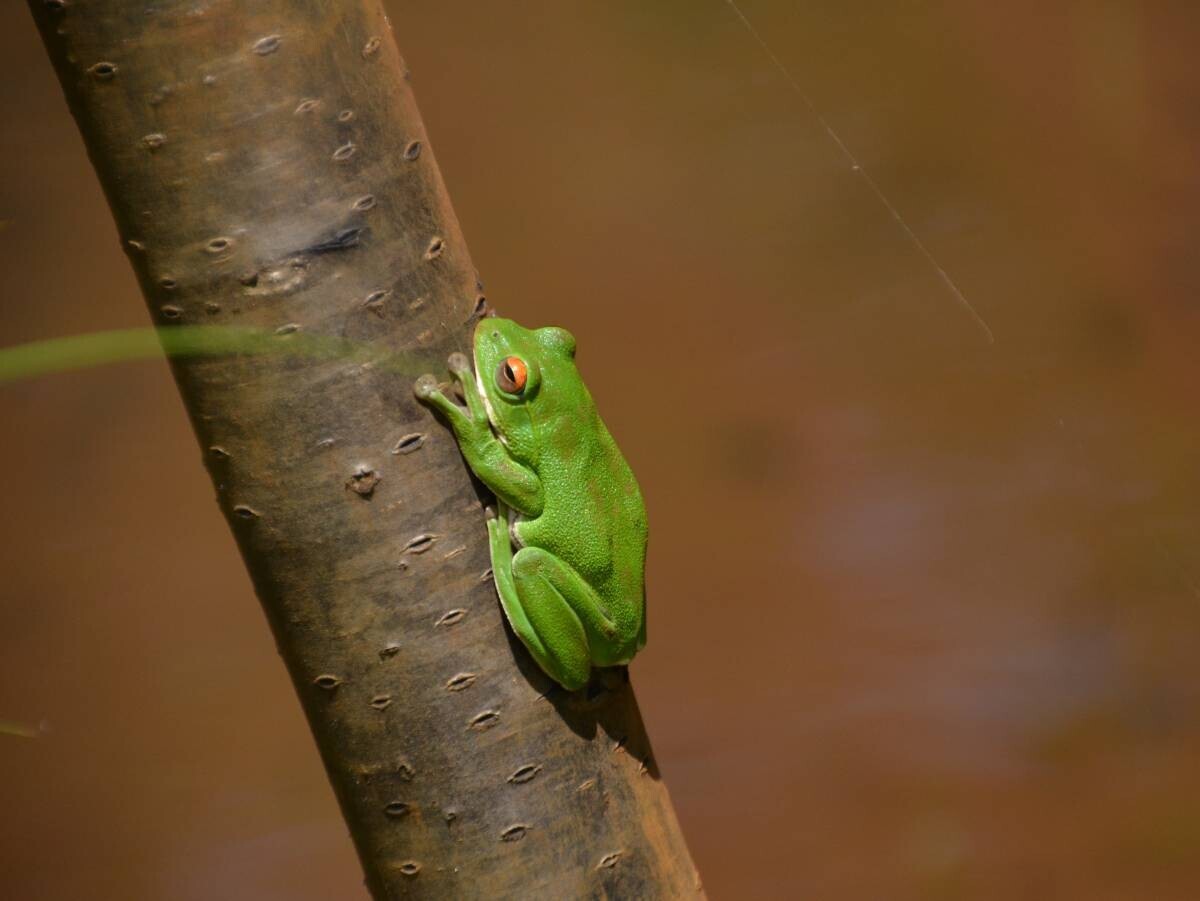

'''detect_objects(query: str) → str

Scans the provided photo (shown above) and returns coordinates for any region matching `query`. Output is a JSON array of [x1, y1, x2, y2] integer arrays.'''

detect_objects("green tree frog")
[[414, 318, 647, 690]]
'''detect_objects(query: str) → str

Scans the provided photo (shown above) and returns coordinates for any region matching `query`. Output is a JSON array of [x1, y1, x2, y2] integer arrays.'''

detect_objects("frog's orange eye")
[[496, 356, 527, 394]]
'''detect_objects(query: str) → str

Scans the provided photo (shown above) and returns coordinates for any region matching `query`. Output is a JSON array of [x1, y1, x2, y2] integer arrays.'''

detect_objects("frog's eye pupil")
[[496, 356, 527, 394]]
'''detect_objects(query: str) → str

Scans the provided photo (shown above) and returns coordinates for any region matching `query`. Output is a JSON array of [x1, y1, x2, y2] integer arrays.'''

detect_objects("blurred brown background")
[[2, 2, 1199, 898]]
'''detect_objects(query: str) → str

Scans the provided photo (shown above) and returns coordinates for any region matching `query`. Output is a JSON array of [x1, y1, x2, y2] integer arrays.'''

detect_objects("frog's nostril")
[[491, 331, 499, 338]]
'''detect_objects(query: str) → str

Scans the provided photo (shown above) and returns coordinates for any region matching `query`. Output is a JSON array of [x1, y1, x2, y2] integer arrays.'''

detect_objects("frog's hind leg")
[[507, 549, 593, 691], [508, 545, 630, 690], [487, 504, 571, 687]]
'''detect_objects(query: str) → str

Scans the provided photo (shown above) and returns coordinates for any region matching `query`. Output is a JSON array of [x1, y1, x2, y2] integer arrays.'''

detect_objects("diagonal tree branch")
[[27, 1, 700, 897]]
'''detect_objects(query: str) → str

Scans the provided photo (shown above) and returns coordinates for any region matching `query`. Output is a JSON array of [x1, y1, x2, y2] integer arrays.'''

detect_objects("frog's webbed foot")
[[413, 351, 471, 398], [416, 350, 543, 517], [412, 369, 461, 420], [414, 353, 483, 427]]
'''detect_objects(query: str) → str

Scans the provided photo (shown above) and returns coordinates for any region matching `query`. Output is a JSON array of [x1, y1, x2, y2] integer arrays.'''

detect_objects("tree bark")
[[27, 2, 700, 898]]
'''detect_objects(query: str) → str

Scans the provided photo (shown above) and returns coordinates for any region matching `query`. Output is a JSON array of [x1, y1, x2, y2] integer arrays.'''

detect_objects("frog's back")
[[529, 414, 645, 577], [522, 409, 646, 658]]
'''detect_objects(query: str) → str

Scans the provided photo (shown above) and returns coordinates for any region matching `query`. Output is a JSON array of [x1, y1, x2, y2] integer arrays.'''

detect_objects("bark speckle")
[[313, 674, 343, 691], [435, 608, 466, 627], [469, 709, 501, 731], [501, 824, 530, 843], [87, 61, 117, 80], [346, 466, 381, 498], [402, 533, 437, 555], [508, 764, 543, 785], [445, 672, 477, 692], [391, 433, 424, 455], [252, 34, 281, 56], [363, 288, 391, 315]]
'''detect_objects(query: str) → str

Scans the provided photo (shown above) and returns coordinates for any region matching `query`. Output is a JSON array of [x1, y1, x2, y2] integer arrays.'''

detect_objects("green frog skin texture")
[[414, 318, 647, 690]]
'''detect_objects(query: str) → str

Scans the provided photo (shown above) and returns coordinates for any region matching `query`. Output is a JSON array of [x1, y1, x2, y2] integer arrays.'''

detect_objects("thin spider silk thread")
[[723, 0, 995, 344]]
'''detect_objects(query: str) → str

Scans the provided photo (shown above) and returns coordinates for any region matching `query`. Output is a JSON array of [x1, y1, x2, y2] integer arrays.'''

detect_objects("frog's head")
[[472, 318, 579, 457]]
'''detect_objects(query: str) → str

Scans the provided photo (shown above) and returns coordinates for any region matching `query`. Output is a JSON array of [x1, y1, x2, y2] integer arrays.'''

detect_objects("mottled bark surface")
[[27, 1, 699, 897]]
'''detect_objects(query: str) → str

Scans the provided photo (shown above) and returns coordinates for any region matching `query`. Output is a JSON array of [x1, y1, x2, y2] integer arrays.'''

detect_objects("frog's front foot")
[[447, 352, 471, 377], [413, 373, 441, 401], [414, 358, 482, 431]]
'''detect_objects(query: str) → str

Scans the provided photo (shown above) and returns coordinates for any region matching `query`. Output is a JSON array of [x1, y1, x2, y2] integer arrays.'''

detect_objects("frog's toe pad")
[[447, 352, 471, 375], [413, 374, 440, 400]]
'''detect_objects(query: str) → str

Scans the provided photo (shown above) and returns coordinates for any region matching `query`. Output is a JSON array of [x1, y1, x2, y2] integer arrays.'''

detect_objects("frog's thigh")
[[509, 547, 593, 691], [512, 547, 618, 643], [489, 513, 557, 680]]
